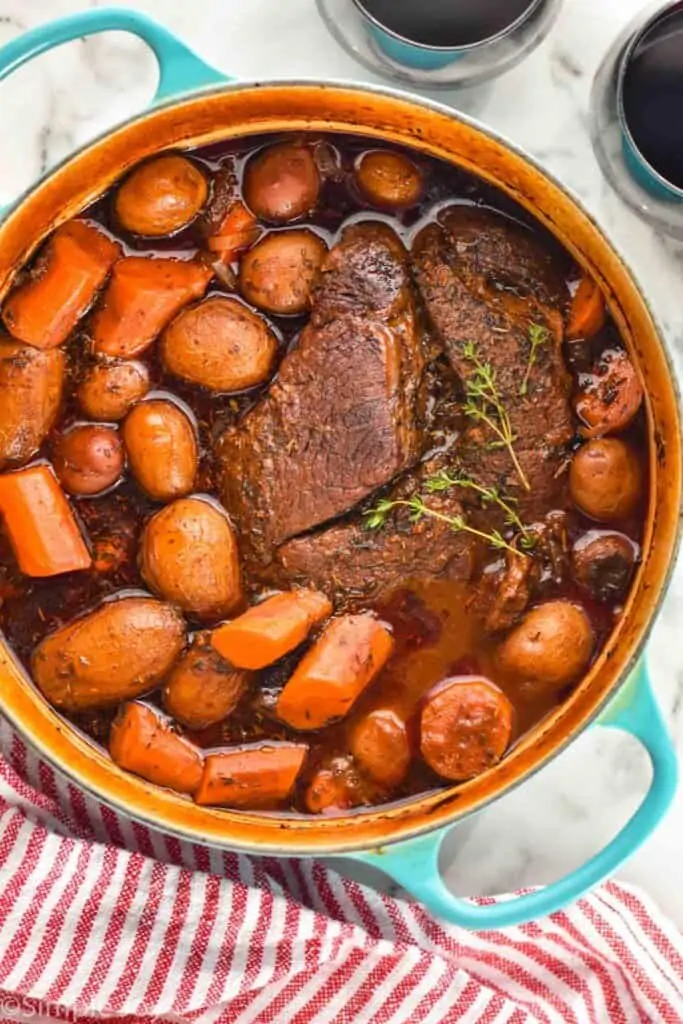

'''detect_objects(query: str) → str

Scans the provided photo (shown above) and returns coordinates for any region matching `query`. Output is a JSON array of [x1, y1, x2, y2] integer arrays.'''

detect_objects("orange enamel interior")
[[0, 83, 679, 854]]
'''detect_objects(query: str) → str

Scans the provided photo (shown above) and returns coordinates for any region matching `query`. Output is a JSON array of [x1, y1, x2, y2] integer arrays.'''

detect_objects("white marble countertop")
[[0, 0, 681, 927]]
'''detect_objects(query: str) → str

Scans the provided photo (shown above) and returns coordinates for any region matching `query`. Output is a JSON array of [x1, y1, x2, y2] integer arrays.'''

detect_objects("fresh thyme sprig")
[[363, 493, 524, 558], [461, 341, 530, 492], [520, 323, 549, 397], [425, 468, 535, 549]]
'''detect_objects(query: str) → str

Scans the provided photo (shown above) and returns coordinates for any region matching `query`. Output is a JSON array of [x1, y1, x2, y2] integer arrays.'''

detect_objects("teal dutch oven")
[[0, 9, 679, 931]]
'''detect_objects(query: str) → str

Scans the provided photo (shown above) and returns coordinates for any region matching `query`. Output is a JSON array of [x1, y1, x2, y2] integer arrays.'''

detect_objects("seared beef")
[[273, 367, 479, 608], [275, 466, 477, 610], [218, 224, 426, 562], [412, 206, 574, 522]]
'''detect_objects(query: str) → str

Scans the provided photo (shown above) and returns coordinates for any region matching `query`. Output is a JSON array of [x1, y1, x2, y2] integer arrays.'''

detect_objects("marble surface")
[[0, 0, 682, 926]]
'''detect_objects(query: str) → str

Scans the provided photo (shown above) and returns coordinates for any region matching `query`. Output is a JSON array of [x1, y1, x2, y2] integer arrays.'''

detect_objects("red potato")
[[139, 497, 242, 620], [244, 142, 321, 223], [123, 399, 198, 501], [115, 155, 208, 237], [569, 438, 642, 522], [575, 349, 644, 438], [276, 614, 394, 731], [2, 221, 120, 349], [194, 743, 308, 809], [349, 708, 411, 788], [303, 756, 370, 815], [211, 588, 332, 670], [0, 465, 91, 577], [0, 338, 65, 469], [110, 702, 203, 795], [572, 531, 638, 603], [496, 601, 594, 694], [91, 257, 212, 358], [356, 150, 424, 208], [76, 359, 150, 422], [420, 677, 514, 782], [239, 230, 328, 315], [160, 296, 279, 392], [53, 424, 124, 497], [162, 634, 250, 730], [31, 597, 186, 712]]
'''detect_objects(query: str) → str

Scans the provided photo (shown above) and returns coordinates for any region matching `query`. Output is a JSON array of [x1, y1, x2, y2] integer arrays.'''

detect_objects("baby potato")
[[163, 633, 250, 729], [123, 399, 197, 501], [496, 601, 594, 694], [572, 531, 638, 603], [115, 154, 208, 237], [160, 296, 278, 392], [77, 359, 150, 421], [239, 230, 328, 315], [569, 438, 642, 522], [356, 150, 424, 208], [31, 597, 186, 713], [244, 142, 321, 223], [139, 496, 242, 621], [53, 424, 125, 496], [0, 337, 65, 469]]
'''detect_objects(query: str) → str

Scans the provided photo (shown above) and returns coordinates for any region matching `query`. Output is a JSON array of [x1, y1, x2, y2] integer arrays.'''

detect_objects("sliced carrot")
[[206, 200, 262, 261], [567, 277, 607, 341], [2, 221, 120, 349], [575, 348, 644, 438], [91, 257, 212, 358], [0, 465, 91, 577], [194, 743, 308, 809], [211, 588, 332, 670], [109, 702, 203, 795], [276, 614, 394, 731]]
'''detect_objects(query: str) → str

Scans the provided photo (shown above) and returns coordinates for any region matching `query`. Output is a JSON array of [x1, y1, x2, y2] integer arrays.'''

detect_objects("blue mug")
[[351, 0, 545, 70], [616, 0, 683, 203]]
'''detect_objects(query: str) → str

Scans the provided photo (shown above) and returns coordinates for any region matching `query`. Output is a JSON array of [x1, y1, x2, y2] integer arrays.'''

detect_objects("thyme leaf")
[[520, 322, 549, 397]]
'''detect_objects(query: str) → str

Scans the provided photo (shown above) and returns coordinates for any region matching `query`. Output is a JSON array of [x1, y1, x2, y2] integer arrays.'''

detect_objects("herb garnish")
[[461, 341, 530, 491], [520, 323, 549, 397], [425, 468, 535, 549]]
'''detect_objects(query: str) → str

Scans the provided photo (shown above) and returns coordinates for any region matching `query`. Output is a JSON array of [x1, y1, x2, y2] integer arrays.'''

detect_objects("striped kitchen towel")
[[0, 719, 681, 1024]]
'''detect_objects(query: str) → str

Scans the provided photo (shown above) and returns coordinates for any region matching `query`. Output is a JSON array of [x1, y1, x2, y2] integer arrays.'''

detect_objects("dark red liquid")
[[623, 5, 683, 189], [358, 0, 537, 47]]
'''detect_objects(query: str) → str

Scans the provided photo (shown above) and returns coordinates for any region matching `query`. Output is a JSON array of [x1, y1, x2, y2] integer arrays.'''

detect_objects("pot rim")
[[0, 77, 680, 856]]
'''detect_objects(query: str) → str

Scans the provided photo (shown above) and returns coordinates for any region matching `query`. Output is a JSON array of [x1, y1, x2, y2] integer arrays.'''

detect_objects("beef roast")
[[273, 365, 479, 608], [218, 224, 426, 562], [412, 206, 574, 522]]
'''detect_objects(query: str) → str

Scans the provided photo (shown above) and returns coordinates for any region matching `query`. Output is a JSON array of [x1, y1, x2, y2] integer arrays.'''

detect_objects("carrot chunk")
[[109, 702, 203, 795], [91, 257, 212, 358], [276, 614, 394, 731], [206, 200, 262, 260], [194, 743, 307, 809], [2, 221, 120, 349], [567, 277, 606, 341], [211, 588, 332, 670], [0, 465, 91, 577]]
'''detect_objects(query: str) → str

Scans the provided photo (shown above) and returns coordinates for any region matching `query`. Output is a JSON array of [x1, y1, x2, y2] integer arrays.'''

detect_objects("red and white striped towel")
[[0, 717, 680, 1024]]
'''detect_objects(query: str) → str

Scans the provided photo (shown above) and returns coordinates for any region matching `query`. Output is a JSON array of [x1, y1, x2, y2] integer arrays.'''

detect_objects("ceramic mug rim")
[[350, 0, 545, 54], [616, 0, 683, 201]]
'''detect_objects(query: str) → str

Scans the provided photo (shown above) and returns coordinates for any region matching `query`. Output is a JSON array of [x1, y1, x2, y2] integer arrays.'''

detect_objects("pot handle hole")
[[351, 660, 677, 930], [0, 7, 228, 117], [0, 9, 228, 216]]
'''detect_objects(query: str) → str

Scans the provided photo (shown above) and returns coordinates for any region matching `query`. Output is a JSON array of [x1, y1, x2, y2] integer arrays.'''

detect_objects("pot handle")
[[0, 8, 227, 104], [351, 660, 677, 930]]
